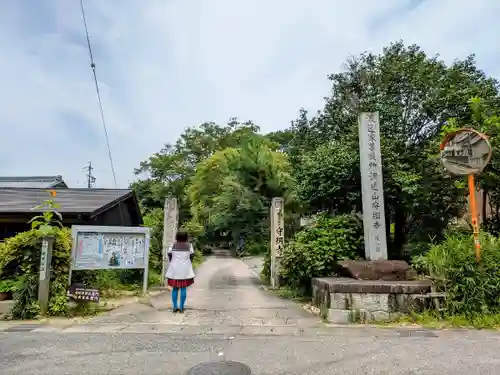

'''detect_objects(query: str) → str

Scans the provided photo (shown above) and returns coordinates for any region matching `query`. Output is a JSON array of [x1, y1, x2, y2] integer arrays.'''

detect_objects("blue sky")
[[0, 0, 499, 188]]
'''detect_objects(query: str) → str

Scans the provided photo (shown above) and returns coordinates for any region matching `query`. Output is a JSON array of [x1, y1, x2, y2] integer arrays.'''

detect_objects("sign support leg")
[[68, 268, 73, 288], [142, 235, 150, 295]]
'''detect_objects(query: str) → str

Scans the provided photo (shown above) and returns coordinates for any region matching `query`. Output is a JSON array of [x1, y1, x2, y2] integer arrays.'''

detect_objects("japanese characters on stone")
[[275, 205, 284, 256], [358, 112, 388, 260], [367, 115, 383, 255]]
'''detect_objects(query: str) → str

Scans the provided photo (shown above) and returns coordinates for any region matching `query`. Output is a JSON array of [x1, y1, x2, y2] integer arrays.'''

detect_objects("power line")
[[79, 0, 124, 224], [83, 161, 96, 188]]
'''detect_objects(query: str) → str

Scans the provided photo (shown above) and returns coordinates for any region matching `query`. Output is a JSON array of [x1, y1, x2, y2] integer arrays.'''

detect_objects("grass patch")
[[68, 302, 105, 317], [386, 311, 500, 329], [273, 286, 310, 303], [192, 253, 204, 269]]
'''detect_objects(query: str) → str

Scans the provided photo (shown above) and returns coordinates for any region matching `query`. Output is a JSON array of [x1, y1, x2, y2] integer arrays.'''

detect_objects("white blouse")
[[165, 244, 195, 280]]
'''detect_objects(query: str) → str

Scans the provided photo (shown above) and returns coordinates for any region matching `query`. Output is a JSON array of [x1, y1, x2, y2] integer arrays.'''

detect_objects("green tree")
[[290, 41, 499, 258], [188, 136, 295, 247], [142, 208, 164, 270], [131, 119, 270, 221]]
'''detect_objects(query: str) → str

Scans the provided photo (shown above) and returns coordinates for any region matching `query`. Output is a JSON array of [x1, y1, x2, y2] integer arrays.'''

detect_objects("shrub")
[[415, 233, 500, 316], [0, 227, 72, 319], [240, 240, 267, 256], [278, 214, 364, 293], [0, 278, 18, 293], [261, 249, 271, 283], [142, 208, 164, 271], [483, 216, 500, 237], [201, 246, 213, 255], [0, 226, 156, 319]]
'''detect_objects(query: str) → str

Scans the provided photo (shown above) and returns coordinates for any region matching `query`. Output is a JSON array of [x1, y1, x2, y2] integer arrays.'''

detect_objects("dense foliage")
[[3, 40, 498, 321], [274, 215, 364, 293], [414, 233, 500, 316], [0, 226, 158, 319], [0, 227, 71, 319], [132, 120, 281, 249], [187, 137, 296, 246], [289, 43, 500, 259], [131, 40, 500, 315]]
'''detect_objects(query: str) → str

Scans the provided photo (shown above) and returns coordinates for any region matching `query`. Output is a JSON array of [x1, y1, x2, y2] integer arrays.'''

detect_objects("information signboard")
[[68, 284, 100, 302], [70, 226, 151, 294]]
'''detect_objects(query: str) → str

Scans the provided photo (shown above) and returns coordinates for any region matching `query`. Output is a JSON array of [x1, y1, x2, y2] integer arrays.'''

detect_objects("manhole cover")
[[398, 329, 438, 338], [2, 324, 41, 332], [186, 361, 251, 375]]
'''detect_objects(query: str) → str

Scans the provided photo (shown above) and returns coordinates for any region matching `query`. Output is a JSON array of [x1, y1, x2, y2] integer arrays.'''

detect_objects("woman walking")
[[166, 231, 195, 313]]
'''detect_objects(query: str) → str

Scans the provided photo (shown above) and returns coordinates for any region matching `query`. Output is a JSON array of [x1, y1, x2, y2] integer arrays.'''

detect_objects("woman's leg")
[[179, 287, 187, 312], [171, 287, 179, 311]]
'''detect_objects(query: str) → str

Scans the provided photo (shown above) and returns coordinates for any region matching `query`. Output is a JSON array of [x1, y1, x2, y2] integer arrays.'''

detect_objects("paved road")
[[77, 254, 319, 329], [2, 254, 500, 374]]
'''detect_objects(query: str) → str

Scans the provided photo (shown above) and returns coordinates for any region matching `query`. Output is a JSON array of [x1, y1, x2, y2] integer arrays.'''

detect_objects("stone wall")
[[312, 277, 431, 324], [0, 300, 13, 315]]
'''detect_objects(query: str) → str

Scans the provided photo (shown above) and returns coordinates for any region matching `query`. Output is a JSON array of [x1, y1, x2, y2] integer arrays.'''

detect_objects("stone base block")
[[312, 277, 432, 324], [313, 277, 430, 295], [326, 309, 398, 324], [327, 309, 351, 324], [0, 300, 13, 315]]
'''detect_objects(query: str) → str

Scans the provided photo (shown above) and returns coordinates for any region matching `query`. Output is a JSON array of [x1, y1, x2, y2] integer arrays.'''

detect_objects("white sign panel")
[[71, 226, 150, 271], [358, 112, 388, 260]]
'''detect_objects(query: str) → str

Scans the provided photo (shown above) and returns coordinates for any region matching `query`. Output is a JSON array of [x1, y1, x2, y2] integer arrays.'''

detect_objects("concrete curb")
[[0, 288, 169, 329]]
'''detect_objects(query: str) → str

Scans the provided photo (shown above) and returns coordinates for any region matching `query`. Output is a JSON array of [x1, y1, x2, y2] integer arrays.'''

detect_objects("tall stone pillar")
[[161, 198, 178, 286], [270, 197, 285, 288], [358, 112, 388, 260]]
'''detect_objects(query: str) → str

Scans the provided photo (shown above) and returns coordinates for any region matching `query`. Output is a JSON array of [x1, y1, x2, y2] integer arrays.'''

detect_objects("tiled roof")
[[0, 176, 67, 188], [0, 188, 133, 214]]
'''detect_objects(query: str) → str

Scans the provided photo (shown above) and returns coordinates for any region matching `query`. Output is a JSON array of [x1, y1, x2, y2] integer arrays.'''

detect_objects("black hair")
[[175, 231, 189, 242]]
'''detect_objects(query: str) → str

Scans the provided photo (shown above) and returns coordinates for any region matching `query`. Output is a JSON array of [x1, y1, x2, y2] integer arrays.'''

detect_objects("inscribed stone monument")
[[162, 197, 178, 286], [270, 197, 284, 288], [358, 112, 388, 260]]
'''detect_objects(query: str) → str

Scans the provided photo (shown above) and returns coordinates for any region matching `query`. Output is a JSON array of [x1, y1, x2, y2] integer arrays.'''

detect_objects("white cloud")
[[0, 0, 498, 188]]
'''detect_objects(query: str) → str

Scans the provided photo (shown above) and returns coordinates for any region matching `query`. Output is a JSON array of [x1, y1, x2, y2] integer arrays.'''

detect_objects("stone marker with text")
[[358, 112, 388, 260]]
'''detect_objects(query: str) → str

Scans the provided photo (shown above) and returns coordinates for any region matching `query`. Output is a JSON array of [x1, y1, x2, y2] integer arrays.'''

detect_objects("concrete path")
[[68, 254, 321, 333], [6, 255, 500, 373]]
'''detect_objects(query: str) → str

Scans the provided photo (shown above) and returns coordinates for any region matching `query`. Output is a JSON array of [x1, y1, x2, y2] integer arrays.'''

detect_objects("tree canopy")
[[132, 40, 500, 263]]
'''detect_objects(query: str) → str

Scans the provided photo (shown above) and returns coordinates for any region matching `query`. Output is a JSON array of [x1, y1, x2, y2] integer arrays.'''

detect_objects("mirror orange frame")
[[440, 128, 492, 262], [439, 127, 492, 170]]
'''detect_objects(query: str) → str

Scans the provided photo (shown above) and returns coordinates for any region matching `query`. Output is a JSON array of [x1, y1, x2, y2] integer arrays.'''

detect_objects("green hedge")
[[0, 227, 160, 319], [0, 227, 72, 318]]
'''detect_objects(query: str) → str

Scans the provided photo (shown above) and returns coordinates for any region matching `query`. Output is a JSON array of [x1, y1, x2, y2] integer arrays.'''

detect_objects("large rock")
[[338, 259, 417, 281]]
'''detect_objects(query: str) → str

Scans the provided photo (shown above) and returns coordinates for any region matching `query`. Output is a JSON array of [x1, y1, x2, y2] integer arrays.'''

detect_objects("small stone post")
[[270, 197, 285, 288], [161, 198, 178, 286], [38, 236, 54, 316]]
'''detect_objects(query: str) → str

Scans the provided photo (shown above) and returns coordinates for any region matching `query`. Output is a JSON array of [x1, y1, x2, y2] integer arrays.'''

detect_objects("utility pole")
[[84, 161, 96, 188]]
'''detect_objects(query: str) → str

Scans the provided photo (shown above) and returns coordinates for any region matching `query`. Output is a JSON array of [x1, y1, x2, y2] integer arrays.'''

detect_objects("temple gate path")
[[73, 251, 322, 334]]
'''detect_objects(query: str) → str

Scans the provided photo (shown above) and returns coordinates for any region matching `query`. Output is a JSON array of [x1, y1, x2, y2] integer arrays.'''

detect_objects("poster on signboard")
[[71, 226, 150, 271]]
